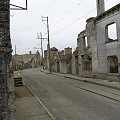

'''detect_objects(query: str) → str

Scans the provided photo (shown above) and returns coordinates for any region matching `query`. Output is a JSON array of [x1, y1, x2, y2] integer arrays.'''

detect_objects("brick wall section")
[[0, 0, 13, 120]]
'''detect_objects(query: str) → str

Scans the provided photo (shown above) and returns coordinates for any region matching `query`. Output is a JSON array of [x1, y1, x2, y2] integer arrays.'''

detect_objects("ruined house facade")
[[44, 47, 72, 74], [12, 51, 41, 71], [75, 18, 98, 77], [77, 17, 97, 77], [95, 3, 120, 80], [76, 1, 120, 80], [58, 47, 72, 74]]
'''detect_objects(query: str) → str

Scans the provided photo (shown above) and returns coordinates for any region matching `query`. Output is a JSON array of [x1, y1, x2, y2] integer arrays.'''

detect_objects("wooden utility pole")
[[15, 45, 17, 55], [41, 16, 51, 73], [40, 33, 44, 67]]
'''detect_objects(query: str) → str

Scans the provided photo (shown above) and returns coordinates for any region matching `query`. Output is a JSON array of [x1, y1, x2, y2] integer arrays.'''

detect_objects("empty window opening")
[[84, 36, 88, 47], [98, 0, 100, 6], [57, 62, 60, 73], [107, 56, 118, 73], [107, 23, 117, 41]]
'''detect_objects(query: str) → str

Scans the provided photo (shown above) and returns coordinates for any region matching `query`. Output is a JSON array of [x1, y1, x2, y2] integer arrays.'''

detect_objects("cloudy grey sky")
[[10, 0, 120, 55]]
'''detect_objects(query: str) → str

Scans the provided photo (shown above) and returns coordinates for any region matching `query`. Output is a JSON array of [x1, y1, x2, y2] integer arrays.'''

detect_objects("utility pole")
[[41, 16, 51, 73], [15, 45, 17, 55], [37, 32, 47, 70]]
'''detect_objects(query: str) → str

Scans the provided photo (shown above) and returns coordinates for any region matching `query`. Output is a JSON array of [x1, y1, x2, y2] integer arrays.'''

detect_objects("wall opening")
[[57, 62, 60, 72], [107, 56, 118, 73], [84, 36, 88, 48], [81, 54, 92, 71], [98, 0, 100, 5], [106, 23, 117, 41]]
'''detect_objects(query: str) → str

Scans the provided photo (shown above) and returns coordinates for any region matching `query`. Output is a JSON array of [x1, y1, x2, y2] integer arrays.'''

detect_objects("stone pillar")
[[96, 0, 105, 16], [0, 0, 12, 120]]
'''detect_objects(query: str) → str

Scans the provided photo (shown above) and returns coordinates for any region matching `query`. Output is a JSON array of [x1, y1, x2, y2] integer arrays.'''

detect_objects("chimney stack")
[[29, 51, 32, 55], [96, 0, 105, 16]]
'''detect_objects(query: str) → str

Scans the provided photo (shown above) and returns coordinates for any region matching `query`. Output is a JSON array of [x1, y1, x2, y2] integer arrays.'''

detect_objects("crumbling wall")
[[77, 17, 99, 77], [86, 18, 99, 74]]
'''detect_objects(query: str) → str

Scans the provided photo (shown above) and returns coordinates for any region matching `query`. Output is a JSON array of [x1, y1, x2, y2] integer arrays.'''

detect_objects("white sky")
[[10, 0, 120, 55]]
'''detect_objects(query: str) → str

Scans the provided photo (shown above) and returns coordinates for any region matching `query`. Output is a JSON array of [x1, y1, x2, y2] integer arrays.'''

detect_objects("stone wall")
[[44, 47, 72, 74], [0, 0, 15, 120]]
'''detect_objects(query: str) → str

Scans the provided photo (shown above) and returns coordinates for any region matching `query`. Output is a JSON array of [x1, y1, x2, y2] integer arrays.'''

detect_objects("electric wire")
[[44, 0, 57, 14], [53, 0, 83, 28], [52, 0, 111, 36]]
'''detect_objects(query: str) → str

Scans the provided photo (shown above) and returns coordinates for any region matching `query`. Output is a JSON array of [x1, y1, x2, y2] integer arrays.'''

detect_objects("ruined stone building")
[[12, 51, 41, 71], [77, 17, 96, 77], [50, 47, 58, 72], [76, 0, 120, 80], [95, 2, 120, 80], [44, 47, 58, 70], [51, 47, 72, 74], [0, 0, 15, 119], [44, 47, 72, 74], [44, 47, 59, 71], [43, 1, 120, 81]]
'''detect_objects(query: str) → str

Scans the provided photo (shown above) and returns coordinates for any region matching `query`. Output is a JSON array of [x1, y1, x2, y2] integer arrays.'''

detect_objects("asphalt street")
[[20, 68, 120, 120]]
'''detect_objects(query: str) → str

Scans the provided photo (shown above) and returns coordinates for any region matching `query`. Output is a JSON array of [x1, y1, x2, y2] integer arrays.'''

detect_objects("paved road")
[[20, 68, 120, 120]]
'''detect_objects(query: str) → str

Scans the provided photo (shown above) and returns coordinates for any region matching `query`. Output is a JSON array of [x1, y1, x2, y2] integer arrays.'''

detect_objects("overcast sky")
[[10, 0, 120, 55]]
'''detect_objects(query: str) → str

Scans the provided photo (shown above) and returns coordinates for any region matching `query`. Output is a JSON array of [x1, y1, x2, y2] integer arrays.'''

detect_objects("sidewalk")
[[40, 68, 120, 90], [14, 71, 54, 120], [15, 85, 53, 120]]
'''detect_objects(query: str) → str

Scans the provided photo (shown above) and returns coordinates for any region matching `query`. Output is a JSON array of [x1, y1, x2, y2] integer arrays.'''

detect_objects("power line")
[[52, 0, 110, 36], [53, 0, 83, 28], [53, 8, 96, 35], [44, 0, 57, 14]]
